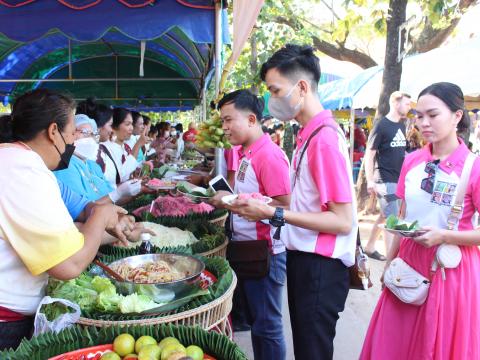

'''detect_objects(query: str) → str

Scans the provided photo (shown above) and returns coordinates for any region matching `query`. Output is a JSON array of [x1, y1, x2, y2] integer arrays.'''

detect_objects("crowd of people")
[[0, 43, 479, 360]]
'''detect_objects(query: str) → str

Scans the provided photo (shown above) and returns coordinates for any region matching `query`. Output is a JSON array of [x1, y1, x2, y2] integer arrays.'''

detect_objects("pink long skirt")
[[360, 238, 480, 360]]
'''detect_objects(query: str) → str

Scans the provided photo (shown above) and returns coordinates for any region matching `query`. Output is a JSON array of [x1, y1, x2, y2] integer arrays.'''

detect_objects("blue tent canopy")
[[317, 65, 383, 110], [0, 0, 229, 111]]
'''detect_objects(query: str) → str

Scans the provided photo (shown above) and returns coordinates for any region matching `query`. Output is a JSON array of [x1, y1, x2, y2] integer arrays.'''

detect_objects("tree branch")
[[274, 15, 377, 69], [312, 37, 378, 69], [320, 0, 341, 21], [409, 0, 477, 54]]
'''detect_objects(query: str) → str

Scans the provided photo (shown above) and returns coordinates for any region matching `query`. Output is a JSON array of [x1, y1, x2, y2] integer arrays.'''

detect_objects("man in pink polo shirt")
[[232, 45, 358, 359], [211, 89, 291, 360]]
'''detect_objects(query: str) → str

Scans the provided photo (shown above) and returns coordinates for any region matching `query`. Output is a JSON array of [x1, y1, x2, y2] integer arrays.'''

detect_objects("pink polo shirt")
[[396, 140, 480, 230], [232, 134, 291, 254], [284, 110, 357, 266]]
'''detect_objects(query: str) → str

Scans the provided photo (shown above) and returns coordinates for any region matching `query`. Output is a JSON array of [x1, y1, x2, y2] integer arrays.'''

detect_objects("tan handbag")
[[384, 153, 476, 305]]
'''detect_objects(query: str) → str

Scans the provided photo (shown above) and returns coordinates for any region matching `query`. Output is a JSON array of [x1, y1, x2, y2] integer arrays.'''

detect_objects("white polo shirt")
[[231, 134, 291, 254], [284, 110, 358, 266]]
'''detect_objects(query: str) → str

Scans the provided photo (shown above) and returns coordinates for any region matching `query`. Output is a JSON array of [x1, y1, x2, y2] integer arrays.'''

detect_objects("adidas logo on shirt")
[[390, 129, 406, 147]]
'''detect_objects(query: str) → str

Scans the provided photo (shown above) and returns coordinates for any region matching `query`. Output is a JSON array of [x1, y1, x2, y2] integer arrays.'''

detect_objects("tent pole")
[[214, 0, 222, 97], [350, 106, 355, 165], [202, 88, 207, 122], [0, 77, 201, 83], [68, 39, 72, 80], [115, 55, 119, 100]]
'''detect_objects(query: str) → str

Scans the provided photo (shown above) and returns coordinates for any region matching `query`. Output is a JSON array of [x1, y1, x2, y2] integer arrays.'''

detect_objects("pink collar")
[[421, 139, 469, 176], [238, 133, 272, 160], [296, 110, 336, 148]]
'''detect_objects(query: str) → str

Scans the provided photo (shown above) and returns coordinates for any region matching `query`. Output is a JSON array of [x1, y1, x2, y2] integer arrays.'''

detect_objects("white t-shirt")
[[0, 144, 84, 314]]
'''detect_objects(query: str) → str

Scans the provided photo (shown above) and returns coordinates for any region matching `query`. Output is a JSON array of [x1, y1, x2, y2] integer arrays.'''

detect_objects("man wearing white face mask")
[[230, 44, 358, 360], [55, 114, 141, 205]]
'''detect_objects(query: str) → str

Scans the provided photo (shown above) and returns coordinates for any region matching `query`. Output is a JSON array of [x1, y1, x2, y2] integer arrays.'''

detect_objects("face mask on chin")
[[53, 130, 75, 171], [268, 82, 303, 122], [74, 137, 99, 161]]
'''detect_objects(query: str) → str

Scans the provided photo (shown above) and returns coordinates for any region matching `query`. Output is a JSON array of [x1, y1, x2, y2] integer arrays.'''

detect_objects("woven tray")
[[198, 237, 228, 258], [76, 273, 237, 339], [209, 212, 228, 228]]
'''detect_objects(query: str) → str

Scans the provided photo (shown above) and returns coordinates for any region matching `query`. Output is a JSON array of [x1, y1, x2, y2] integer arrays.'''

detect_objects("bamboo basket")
[[209, 212, 228, 227], [77, 273, 237, 339], [198, 236, 228, 258]]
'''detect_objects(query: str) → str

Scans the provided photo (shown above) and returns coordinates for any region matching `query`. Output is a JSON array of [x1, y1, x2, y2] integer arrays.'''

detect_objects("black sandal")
[[366, 250, 386, 261]]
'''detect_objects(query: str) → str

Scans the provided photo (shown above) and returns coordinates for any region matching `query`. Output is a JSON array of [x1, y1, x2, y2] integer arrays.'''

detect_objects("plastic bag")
[[33, 296, 81, 336]]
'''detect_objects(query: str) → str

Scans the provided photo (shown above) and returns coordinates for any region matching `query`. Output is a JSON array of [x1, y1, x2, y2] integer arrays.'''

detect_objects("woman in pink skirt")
[[360, 82, 480, 360]]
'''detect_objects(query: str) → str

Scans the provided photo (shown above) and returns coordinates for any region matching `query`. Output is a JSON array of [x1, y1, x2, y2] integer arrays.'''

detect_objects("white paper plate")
[[222, 194, 273, 206]]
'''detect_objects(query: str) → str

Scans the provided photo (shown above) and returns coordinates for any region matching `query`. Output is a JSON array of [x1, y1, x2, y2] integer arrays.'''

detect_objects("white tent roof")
[[319, 36, 480, 109]]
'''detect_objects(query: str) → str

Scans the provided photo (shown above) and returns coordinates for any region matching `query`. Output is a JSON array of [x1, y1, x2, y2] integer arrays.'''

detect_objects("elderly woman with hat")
[[55, 114, 141, 204]]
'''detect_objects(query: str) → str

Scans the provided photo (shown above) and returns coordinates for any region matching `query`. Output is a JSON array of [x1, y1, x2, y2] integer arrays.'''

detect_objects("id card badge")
[[237, 158, 250, 183]]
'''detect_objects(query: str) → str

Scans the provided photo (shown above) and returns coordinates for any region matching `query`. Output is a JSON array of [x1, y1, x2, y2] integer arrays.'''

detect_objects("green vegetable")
[[386, 215, 420, 231], [408, 221, 419, 230], [118, 294, 159, 313], [91, 276, 115, 294], [96, 291, 122, 313], [386, 215, 399, 229], [135, 285, 175, 303], [41, 302, 75, 322]]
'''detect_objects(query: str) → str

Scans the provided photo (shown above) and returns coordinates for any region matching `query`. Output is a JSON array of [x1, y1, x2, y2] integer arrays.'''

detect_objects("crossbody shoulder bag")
[[99, 143, 121, 185], [384, 153, 476, 305]]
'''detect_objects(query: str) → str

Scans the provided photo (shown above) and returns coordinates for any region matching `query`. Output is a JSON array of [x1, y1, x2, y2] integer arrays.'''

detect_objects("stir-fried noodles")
[[111, 260, 185, 283]]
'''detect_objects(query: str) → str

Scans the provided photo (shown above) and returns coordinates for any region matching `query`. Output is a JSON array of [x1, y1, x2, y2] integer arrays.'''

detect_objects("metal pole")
[[68, 39, 72, 79], [214, 0, 222, 97], [0, 77, 201, 83], [72, 97, 197, 101], [115, 55, 119, 100], [350, 106, 355, 165], [202, 88, 207, 122]]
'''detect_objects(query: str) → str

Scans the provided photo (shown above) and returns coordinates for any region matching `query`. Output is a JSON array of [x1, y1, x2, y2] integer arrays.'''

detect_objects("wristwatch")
[[269, 207, 285, 227], [269, 207, 285, 240]]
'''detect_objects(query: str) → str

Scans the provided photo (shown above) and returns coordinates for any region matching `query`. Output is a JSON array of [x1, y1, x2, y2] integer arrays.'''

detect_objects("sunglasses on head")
[[420, 159, 440, 194]]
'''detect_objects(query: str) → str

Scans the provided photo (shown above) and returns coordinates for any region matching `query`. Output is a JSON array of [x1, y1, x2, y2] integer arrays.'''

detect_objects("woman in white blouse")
[[97, 108, 147, 188]]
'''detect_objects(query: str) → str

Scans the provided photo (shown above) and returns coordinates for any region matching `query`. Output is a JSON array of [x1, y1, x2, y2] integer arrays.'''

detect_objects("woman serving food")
[[0, 89, 127, 350]]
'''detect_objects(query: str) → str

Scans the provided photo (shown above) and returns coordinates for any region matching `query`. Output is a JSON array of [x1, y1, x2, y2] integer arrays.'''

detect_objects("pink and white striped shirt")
[[284, 110, 357, 266], [231, 134, 291, 254]]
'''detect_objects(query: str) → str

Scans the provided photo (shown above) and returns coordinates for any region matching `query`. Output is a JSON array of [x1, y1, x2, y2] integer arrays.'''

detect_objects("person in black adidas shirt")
[[364, 91, 411, 260]]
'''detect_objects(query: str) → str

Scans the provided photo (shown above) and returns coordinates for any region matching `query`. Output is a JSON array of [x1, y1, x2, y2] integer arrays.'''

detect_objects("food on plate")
[[123, 223, 198, 249], [51, 334, 212, 360], [110, 260, 186, 284], [222, 193, 272, 206], [100, 352, 121, 360], [135, 336, 158, 354], [386, 215, 420, 231], [133, 195, 214, 217], [138, 344, 161, 360], [237, 192, 265, 200], [161, 343, 186, 360], [147, 178, 176, 189], [186, 345, 204, 360], [113, 333, 135, 356], [177, 182, 215, 198]]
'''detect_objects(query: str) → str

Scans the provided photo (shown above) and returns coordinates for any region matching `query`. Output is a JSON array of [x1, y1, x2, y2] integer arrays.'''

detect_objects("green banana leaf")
[[0, 324, 247, 360]]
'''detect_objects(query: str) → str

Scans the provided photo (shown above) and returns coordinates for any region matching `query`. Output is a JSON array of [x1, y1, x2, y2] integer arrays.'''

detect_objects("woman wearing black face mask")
[[0, 89, 127, 350]]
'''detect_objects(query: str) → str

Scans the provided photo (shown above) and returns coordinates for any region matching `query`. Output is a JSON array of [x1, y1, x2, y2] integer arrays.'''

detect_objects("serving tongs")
[[93, 257, 126, 282]]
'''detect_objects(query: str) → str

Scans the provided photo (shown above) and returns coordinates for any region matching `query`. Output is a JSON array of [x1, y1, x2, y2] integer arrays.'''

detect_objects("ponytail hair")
[[77, 97, 113, 129]]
